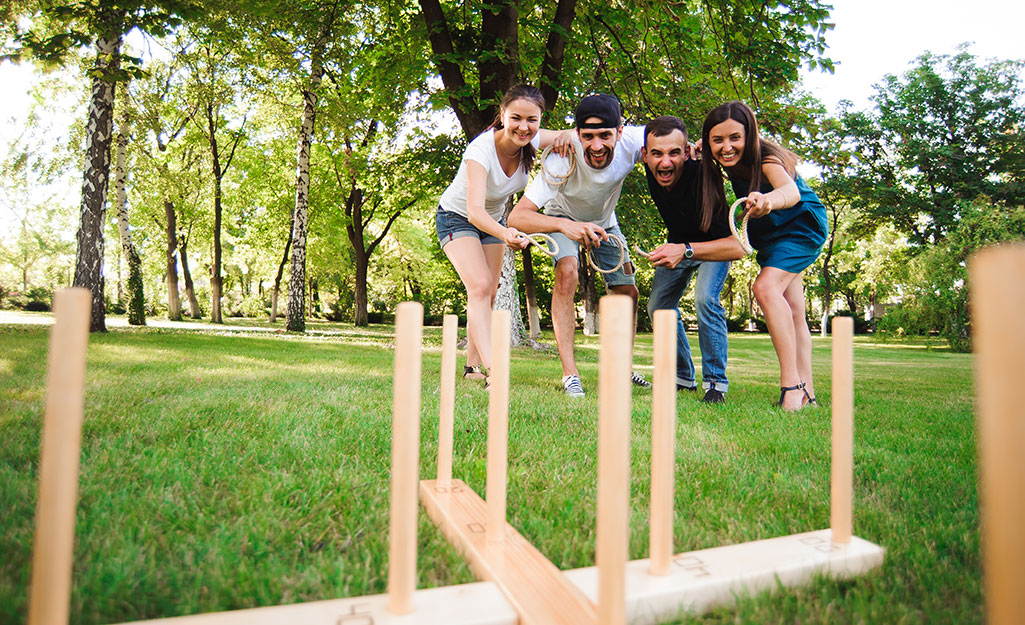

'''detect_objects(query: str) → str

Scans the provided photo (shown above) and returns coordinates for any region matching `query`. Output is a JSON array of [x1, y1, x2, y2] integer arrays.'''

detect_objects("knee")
[[752, 276, 776, 307], [554, 262, 579, 296], [465, 277, 493, 303]]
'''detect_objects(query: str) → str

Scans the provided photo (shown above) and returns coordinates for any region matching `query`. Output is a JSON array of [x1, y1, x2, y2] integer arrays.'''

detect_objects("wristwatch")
[[683, 242, 694, 259]]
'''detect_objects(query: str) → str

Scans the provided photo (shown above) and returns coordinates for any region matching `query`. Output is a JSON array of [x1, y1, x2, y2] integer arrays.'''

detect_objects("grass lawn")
[[0, 314, 979, 624]]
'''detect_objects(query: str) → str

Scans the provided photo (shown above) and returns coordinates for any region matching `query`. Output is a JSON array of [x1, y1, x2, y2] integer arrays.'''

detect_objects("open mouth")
[[587, 149, 610, 166], [718, 150, 738, 165], [655, 167, 675, 185]]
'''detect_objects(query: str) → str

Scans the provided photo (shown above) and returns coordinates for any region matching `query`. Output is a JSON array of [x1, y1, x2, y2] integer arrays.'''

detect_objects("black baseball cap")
[[575, 94, 622, 129]]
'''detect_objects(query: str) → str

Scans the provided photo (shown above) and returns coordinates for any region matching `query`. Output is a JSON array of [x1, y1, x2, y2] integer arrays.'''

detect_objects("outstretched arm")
[[647, 236, 745, 268], [744, 160, 801, 218]]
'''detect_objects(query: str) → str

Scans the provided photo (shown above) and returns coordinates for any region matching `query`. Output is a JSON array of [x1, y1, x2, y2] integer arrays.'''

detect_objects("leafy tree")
[[9, 0, 202, 331], [841, 46, 1025, 247]]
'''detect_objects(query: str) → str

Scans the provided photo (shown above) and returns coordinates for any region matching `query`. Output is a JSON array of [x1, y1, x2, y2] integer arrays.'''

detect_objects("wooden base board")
[[117, 582, 517, 625], [564, 529, 884, 625], [419, 479, 598, 625]]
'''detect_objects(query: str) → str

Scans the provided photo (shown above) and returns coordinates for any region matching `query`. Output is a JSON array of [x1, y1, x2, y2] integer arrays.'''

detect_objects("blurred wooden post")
[[971, 244, 1025, 625], [649, 309, 676, 575], [28, 287, 91, 625], [597, 295, 632, 625], [831, 316, 854, 544], [437, 314, 458, 485], [388, 302, 423, 615], [486, 310, 511, 544]]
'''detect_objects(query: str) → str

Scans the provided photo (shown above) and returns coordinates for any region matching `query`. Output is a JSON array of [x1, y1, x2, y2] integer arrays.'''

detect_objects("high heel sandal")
[[777, 382, 807, 407], [463, 364, 486, 381]]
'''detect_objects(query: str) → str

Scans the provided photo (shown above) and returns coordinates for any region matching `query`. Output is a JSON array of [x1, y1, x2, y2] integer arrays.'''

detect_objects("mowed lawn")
[[0, 315, 979, 624]]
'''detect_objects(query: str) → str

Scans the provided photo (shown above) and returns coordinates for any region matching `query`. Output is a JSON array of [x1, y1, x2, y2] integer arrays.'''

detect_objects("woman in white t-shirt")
[[435, 84, 562, 385]]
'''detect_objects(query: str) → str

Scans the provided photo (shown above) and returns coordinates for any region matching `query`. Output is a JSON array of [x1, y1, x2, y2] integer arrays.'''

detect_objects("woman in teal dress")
[[699, 101, 828, 410]]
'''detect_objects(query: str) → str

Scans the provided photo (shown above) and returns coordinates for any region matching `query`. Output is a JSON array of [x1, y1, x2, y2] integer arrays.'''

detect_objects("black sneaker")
[[677, 384, 698, 392], [702, 388, 726, 404]]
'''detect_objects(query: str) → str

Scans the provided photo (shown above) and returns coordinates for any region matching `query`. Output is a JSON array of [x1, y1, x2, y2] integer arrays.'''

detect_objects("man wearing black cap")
[[641, 116, 745, 404], [509, 94, 648, 398]]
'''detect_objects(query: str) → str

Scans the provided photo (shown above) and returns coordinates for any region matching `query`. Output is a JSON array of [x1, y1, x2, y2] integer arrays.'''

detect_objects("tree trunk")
[[205, 104, 224, 324], [113, 95, 145, 326], [579, 249, 600, 336], [180, 237, 201, 318], [73, 24, 123, 333], [353, 246, 369, 326], [522, 248, 541, 338], [286, 26, 328, 333], [270, 220, 293, 322], [495, 246, 527, 345], [164, 201, 181, 320]]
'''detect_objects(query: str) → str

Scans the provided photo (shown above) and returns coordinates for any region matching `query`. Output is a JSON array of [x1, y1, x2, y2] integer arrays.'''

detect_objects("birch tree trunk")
[[164, 201, 181, 320], [270, 219, 293, 322], [522, 249, 541, 338], [286, 25, 328, 333], [494, 200, 526, 345], [113, 95, 146, 325], [180, 237, 201, 318], [579, 250, 600, 336], [73, 26, 122, 332]]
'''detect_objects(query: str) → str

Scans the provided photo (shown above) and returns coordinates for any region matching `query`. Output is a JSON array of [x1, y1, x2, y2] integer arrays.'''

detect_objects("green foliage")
[[840, 46, 1025, 246], [875, 199, 1025, 351]]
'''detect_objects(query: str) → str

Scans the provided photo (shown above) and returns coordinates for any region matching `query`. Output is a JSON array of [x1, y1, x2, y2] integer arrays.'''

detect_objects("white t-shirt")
[[523, 125, 645, 229], [439, 128, 541, 221]]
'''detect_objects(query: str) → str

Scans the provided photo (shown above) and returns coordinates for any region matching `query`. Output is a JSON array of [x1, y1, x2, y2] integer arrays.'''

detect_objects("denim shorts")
[[435, 206, 504, 248], [547, 224, 635, 286]]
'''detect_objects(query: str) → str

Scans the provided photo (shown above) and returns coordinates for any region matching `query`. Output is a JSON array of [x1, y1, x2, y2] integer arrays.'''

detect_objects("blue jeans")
[[647, 260, 730, 391]]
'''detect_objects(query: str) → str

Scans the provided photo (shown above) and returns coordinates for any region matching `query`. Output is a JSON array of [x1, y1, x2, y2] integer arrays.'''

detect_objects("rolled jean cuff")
[[676, 376, 697, 389], [704, 380, 729, 392]]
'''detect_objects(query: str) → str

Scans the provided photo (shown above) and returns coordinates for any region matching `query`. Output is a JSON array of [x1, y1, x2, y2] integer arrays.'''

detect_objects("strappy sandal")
[[463, 364, 486, 381], [777, 382, 807, 407]]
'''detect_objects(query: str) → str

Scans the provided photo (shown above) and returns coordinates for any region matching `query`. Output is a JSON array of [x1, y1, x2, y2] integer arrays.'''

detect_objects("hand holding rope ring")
[[729, 197, 754, 255], [585, 234, 626, 274], [517, 232, 560, 257], [538, 144, 576, 186]]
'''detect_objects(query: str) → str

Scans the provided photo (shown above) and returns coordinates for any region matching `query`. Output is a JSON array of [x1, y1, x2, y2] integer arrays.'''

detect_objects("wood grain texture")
[[437, 314, 458, 484], [649, 309, 677, 576], [420, 479, 598, 625], [487, 310, 510, 545]]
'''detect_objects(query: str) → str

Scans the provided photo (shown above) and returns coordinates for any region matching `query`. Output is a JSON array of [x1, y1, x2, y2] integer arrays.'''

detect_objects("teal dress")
[[729, 175, 828, 273]]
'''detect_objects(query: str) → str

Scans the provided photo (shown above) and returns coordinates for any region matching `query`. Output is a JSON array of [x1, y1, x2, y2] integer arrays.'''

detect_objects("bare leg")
[[753, 267, 804, 410], [444, 238, 498, 373], [552, 256, 580, 377], [784, 275, 815, 401]]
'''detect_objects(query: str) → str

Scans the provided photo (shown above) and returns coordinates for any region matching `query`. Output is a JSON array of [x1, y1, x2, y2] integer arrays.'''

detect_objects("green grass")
[[0, 318, 979, 624]]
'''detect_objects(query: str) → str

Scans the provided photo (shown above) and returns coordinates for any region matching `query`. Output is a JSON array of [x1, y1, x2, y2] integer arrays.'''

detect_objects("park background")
[[0, 0, 1022, 623]]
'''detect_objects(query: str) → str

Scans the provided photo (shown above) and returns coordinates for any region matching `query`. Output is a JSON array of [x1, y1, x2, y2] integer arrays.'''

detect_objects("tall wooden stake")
[[487, 310, 511, 544], [28, 287, 91, 625], [971, 244, 1025, 625], [437, 314, 458, 485], [831, 316, 854, 544], [649, 309, 676, 575], [597, 295, 632, 625], [388, 302, 423, 615]]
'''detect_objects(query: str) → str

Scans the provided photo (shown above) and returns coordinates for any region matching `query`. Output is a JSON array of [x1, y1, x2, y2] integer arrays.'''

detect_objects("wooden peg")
[[970, 244, 1025, 625], [437, 314, 458, 485], [649, 309, 677, 575], [486, 310, 511, 544], [28, 287, 91, 625], [388, 302, 423, 615], [597, 295, 633, 625], [831, 315, 854, 544]]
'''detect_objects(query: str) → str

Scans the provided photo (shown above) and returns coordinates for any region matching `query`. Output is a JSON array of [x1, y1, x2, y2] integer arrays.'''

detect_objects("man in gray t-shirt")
[[509, 94, 650, 398]]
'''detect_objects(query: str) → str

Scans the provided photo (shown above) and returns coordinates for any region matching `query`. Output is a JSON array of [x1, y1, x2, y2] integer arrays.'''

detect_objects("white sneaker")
[[562, 374, 585, 397], [631, 370, 652, 388]]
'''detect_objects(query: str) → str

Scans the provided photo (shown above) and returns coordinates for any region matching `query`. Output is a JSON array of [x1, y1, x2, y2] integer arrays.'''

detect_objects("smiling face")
[[501, 98, 543, 147], [642, 129, 687, 189], [707, 118, 745, 169], [578, 117, 622, 169]]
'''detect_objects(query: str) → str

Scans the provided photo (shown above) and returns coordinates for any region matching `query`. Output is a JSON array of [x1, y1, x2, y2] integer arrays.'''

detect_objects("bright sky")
[[799, 0, 1022, 112]]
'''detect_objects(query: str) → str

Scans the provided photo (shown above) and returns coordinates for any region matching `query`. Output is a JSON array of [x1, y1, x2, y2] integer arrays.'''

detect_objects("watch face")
[[684, 244, 694, 258]]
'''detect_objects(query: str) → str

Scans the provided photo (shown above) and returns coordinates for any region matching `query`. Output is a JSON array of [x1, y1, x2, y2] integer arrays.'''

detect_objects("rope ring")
[[519, 232, 559, 257], [538, 144, 576, 187], [585, 234, 626, 275], [632, 245, 651, 260], [729, 197, 754, 255]]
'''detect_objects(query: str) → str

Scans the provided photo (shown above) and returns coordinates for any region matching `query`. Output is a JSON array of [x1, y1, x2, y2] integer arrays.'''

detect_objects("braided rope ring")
[[585, 234, 626, 275], [632, 245, 651, 260], [519, 232, 559, 257], [729, 197, 754, 255], [538, 144, 576, 186]]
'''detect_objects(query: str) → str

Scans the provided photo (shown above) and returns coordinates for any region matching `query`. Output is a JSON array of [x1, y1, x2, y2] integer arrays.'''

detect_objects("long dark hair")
[[699, 101, 798, 231], [487, 84, 545, 173]]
